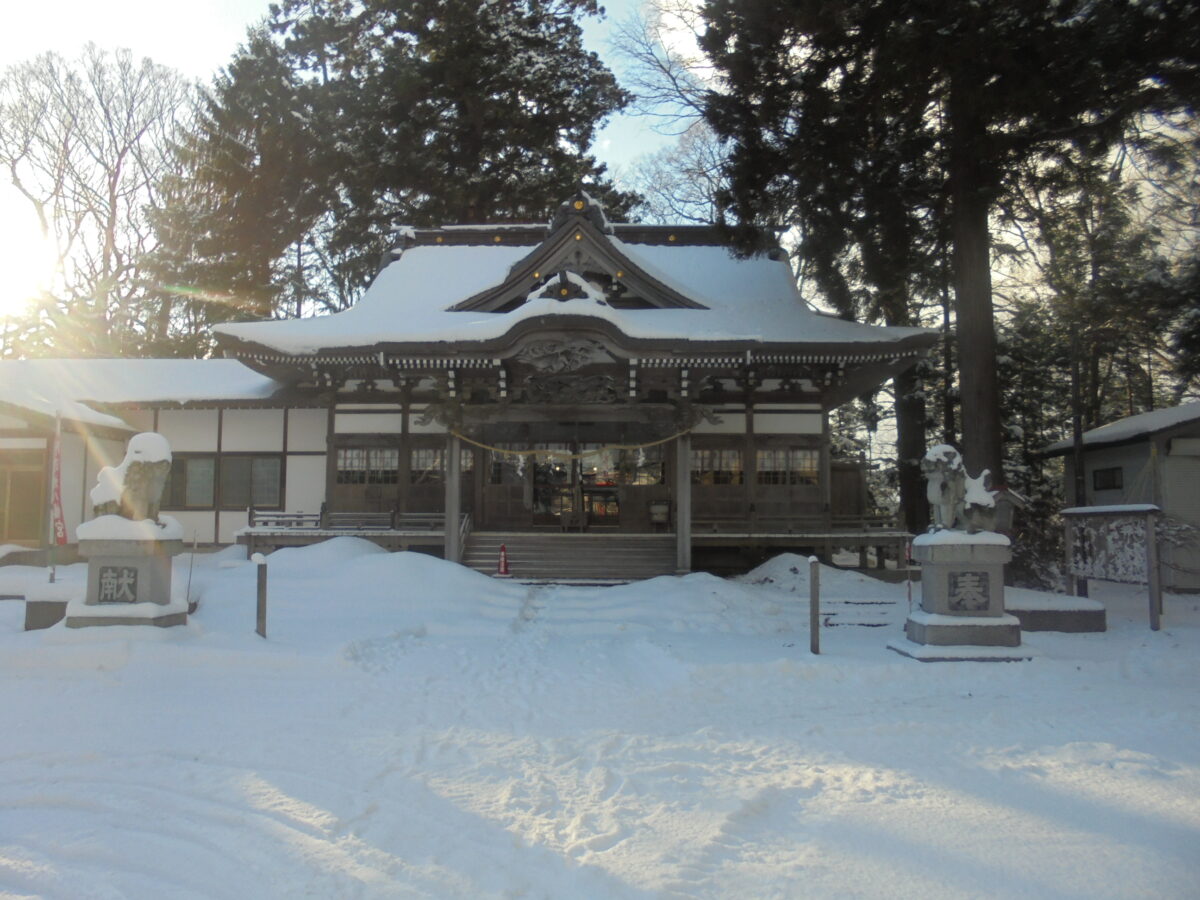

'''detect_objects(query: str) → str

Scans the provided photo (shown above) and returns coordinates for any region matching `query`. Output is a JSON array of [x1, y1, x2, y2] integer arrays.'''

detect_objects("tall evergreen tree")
[[1000, 148, 1179, 426], [150, 0, 632, 338], [1164, 256, 1200, 395], [692, 3, 944, 531], [701, 0, 1200, 489]]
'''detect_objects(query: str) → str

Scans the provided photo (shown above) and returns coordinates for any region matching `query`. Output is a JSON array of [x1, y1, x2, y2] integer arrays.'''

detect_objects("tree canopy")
[[700, 0, 1200, 486], [0, 46, 195, 358], [150, 0, 633, 342]]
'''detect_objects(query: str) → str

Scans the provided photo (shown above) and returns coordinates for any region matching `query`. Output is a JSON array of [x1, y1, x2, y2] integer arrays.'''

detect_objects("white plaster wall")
[[752, 411, 823, 435], [285, 455, 327, 513], [692, 407, 746, 435], [218, 509, 249, 545], [1083, 444, 1155, 505], [157, 409, 219, 452], [335, 411, 403, 434], [287, 409, 328, 452], [1162, 455, 1200, 590], [60, 433, 88, 538], [0, 438, 43, 450], [1163, 456, 1200, 522], [0, 413, 31, 430], [170, 510, 216, 544], [121, 410, 156, 432], [407, 406, 447, 434], [63, 434, 124, 537], [222, 409, 285, 451]]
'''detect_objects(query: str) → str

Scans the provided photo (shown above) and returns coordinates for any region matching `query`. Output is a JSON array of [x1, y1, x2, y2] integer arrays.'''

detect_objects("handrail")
[[247, 507, 321, 529], [247, 509, 456, 532], [694, 513, 903, 535], [459, 512, 472, 546]]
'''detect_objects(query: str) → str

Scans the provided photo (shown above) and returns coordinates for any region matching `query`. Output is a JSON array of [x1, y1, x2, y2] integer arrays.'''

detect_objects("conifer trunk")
[[948, 77, 1005, 488], [894, 366, 930, 533]]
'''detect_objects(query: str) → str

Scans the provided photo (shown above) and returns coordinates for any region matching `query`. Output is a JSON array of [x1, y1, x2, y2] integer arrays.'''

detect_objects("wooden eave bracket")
[[448, 213, 709, 312]]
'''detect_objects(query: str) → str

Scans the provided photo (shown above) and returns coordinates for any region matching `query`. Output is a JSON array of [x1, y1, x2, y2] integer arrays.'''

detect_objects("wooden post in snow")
[[809, 555, 820, 655], [1146, 510, 1162, 632], [444, 434, 462, 563], [675, 432, 692, 574], [253, 552, 267, 638]]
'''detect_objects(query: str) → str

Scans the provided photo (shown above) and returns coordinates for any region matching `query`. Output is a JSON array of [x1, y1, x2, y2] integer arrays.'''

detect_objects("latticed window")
[[489, 444, 525, 485], [336, 448, 368, 484], [620, 446, 664, 485], [411, 448, 472, 484], [367, 448, 399, 484], [756, 448, 819, 486], [691, 448, 743, 485], [337, 448, 401, 484], [220, 456, 282, 508], [164, 454, 281, 509], [411, 448, 443, 484], [165, 456, 216, 507], [580, 444, 619, 486]]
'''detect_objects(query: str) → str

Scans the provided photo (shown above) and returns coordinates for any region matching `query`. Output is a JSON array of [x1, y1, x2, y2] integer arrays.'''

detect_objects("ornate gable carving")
[[514, 337, 613, 373], [449, 197, 708, 313]]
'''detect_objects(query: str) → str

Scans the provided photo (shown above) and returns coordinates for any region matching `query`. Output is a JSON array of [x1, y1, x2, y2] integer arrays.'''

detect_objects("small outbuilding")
[[1043, 402, 1200, 591]]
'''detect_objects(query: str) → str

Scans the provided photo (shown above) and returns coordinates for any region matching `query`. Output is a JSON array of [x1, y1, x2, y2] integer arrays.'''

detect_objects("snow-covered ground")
[[1, 540, 1197, 899]]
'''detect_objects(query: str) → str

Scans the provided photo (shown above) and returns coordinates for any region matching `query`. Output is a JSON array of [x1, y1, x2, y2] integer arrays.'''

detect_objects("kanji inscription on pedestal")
[[948, 570, 989, 611], [98, 566, 138, 603]]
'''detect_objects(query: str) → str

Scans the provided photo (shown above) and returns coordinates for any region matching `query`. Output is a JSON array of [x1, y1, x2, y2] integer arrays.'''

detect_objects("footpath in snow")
[[0, 538, 1197, 899]]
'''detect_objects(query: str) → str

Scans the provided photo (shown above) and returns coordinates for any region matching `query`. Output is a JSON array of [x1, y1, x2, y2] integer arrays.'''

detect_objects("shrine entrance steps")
[[462, 532, 677, 583]]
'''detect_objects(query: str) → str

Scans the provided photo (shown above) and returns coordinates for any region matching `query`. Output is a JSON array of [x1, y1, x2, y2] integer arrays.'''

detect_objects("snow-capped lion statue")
[[90, 432, 173, 523], [921, 444, 997, 534]]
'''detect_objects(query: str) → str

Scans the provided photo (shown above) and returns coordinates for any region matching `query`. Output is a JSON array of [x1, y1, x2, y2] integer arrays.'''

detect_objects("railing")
[[326, 510, 395, 530], [694, 514, 900, 534], [459, 512, 472, 547], [247, 507, 467, 535], [830, 514, 901, 530], [247, 509, 322, 529]]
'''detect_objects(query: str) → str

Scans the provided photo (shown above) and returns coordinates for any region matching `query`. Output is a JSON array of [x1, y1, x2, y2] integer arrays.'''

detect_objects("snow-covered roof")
[[1043, 402, 1200, 455], [214, 240, 932, 356], [0, 359, 283, 431]]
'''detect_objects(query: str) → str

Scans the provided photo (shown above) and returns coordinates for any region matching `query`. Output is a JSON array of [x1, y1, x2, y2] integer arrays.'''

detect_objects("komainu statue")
[[921, 444, 997, 534], [90, 433, 173, 523]]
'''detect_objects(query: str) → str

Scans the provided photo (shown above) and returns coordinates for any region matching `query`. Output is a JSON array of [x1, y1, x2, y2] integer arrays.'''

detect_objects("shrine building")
[[0, 194, 936, 578]]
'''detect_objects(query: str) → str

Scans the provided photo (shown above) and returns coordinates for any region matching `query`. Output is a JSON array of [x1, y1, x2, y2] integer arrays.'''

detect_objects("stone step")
[[462, 533, 676, 581]]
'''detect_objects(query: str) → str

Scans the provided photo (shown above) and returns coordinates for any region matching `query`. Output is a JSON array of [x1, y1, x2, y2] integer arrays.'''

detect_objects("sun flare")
[[0, 187, 57, 319]]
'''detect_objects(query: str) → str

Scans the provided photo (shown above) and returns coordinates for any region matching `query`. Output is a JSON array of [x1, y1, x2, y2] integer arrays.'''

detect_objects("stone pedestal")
[[890, 530, 1025, 661], [66, 523, 186, 628]]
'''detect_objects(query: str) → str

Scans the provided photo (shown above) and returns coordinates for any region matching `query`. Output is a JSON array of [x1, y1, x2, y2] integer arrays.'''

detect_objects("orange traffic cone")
[[495, 543, 512, 578]]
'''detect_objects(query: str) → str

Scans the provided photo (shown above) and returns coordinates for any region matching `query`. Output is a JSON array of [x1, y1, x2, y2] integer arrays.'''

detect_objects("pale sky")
[[0, 0, 666, 169], [0, 0, 670, 318], [0, 0, 273, 78]]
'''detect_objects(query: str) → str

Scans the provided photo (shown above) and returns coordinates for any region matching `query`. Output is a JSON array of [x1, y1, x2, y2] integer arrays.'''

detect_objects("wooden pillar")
[[820, 410, 833, 529], [444, 433, 462, 563], [1146, 509, 1162, 631], [214, 407, 224, 544], [676, 432, 692, 573], [324, 398, 337, 514]]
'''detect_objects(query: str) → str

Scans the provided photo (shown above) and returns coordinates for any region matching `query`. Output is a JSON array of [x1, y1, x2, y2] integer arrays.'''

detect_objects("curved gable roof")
[[213, 197, 935, 359], [448, 203, 707, 312]]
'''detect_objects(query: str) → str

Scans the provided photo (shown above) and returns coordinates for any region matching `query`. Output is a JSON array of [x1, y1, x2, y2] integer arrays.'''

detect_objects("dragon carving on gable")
[[514, 338, 611, 374]]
